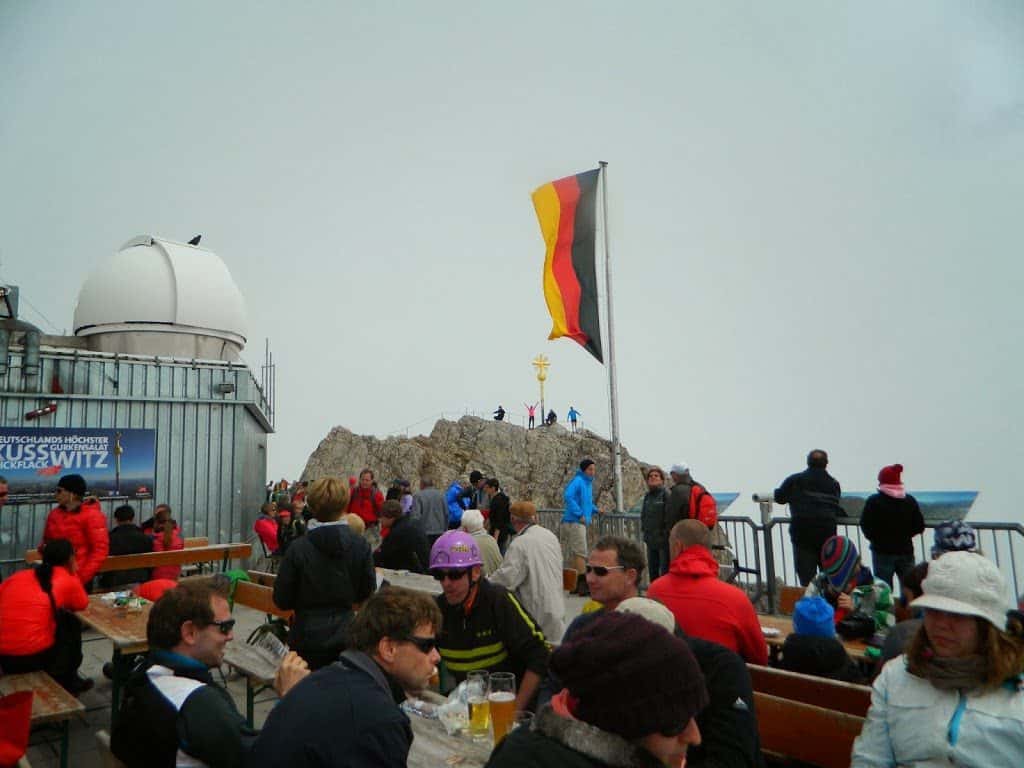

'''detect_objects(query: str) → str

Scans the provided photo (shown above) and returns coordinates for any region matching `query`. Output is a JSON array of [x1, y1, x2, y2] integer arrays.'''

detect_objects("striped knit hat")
[[820, 535, 859, 590]]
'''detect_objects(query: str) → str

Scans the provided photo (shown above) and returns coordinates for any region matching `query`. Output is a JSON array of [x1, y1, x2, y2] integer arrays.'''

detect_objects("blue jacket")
[[445, 481, 471, 527], [562, 471, 595, 525]]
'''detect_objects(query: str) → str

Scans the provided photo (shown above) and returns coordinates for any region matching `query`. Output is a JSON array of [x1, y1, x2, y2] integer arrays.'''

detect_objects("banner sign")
[[0, 428, 156, 500]]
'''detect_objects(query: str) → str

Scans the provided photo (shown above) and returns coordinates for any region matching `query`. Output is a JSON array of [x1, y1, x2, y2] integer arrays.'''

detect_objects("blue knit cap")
[[820, 535, 859, 590], [931, 520, 977, 558], [793, 596, 836, 637]]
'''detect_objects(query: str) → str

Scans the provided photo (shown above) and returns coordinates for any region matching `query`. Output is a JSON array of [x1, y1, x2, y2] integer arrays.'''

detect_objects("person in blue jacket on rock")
[[445, 478, 473, 529], [561, 459, 600, 595]]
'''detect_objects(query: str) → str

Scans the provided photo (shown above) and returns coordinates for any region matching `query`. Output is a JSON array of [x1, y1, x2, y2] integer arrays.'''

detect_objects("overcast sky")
[[2, 2, 1022, 521]]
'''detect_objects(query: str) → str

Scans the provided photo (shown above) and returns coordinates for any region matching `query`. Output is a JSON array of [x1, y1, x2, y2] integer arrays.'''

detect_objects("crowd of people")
[[3, 447, 1024, 767]]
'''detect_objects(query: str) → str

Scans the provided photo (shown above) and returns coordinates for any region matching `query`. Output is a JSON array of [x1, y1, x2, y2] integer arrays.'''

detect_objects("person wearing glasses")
[[112, 581, 309, 767], [250, 587, 443, 768], [537, 538, 764, 768], [431, 530, 550, 712]]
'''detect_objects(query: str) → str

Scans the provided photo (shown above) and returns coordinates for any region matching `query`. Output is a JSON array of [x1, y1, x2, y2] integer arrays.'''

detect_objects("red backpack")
[[689, 485, 717, 529]]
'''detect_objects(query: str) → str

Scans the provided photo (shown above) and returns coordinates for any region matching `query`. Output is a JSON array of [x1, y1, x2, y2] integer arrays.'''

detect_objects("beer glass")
[[466, 671, 491, 741], [488, 672, 516, 744]]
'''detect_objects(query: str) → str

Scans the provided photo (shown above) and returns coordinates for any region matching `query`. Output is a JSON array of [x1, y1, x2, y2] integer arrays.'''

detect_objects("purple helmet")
[[430, 530, 482, 570]]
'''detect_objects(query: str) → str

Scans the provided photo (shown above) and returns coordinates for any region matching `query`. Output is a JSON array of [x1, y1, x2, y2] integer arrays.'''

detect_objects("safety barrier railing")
[[535, 509, 1024, 615]]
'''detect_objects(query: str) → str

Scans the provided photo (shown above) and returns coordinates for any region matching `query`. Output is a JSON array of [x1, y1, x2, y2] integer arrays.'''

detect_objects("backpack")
[[688, 485, 717, 529]]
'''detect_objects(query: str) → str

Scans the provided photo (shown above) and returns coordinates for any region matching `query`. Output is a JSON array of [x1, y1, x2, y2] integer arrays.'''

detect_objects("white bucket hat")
[[911, 551, 1009, 629], [669, 462, 690, 476], [616, 597, 677, 634]]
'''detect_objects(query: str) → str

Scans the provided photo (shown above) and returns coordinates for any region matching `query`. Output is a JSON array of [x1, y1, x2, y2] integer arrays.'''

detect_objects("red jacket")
[[254, 515, 279, 554], [647, 545, 768, 665], [40, 499, 110, 585], [150, 527, 184, 581], [348, 486, 383, 526], [0, 566, 88, 656]]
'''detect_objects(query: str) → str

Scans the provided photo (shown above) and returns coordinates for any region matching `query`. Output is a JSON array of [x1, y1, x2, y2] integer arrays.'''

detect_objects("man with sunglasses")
[[251, 586, 443, 768], [538, 536, 765, 768], [431, 530, 550, 712], [112, 581, 310, 767]]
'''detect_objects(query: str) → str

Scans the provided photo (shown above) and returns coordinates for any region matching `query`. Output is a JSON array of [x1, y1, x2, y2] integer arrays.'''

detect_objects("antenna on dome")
[[187, 235, 202, 246]]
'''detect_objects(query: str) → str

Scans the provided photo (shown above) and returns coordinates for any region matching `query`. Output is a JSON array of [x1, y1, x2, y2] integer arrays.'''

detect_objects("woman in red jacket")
[[40, 474, 109, 588], [0, 539, 90, 693], [150, 515, 184, 581]]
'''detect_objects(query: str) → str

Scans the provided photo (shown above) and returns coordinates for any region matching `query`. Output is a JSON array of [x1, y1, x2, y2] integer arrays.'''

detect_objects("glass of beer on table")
[[488, 672, 516, 744], [466, 671, 491, 741]]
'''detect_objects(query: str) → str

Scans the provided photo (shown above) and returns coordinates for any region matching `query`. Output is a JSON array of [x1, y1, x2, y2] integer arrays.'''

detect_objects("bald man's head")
[[669, 519, 710, 559]]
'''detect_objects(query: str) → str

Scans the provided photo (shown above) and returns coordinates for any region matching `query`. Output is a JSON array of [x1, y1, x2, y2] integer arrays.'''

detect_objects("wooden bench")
[[26, 543, 252, 576], [232, 580, 291, 620], [183, 536, 209, 548], [777, 585, 805, 615], [755, 691, 864, 768], [246, 570, 277, 587], [0, 672, 85, 768], [748, 664, 872, 718]]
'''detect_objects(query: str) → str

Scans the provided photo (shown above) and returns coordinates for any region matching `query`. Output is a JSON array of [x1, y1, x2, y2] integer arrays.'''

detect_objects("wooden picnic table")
[[0, 672, 85, 768], [78, 594, 152, 723], [758, 614, 873, 662]]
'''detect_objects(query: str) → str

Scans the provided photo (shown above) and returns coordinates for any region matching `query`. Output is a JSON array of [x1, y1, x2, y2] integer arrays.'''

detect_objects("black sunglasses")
[[433, 569, 469, 582], [403, 635, 439, 654], [585, 565, 626, 577], [208, 619, 236, 635]]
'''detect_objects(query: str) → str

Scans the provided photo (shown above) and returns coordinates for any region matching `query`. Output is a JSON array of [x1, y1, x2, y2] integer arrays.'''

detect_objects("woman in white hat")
[[852, 551, 1024, 767]]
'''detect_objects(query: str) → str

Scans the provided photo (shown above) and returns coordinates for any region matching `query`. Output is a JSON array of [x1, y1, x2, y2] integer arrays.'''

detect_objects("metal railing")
[[533, 509, 1024, 614]]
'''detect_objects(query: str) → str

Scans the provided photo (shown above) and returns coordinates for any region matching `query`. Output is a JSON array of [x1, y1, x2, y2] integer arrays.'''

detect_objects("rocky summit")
[[301, 415, 650, 511]]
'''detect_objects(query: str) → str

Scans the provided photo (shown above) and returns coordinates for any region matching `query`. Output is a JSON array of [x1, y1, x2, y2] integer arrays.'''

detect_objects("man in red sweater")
[[40, 474, 109, 588], [348, 468, 384, 549], [648, 519, 768, 665]]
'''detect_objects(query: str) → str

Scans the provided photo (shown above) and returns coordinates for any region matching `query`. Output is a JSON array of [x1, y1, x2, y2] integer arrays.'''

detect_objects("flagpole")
[[599, 161, 624, 513]]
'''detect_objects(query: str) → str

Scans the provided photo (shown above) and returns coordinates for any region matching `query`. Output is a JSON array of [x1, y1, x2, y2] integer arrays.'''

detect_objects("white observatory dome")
[[73, 236, 248, 361]]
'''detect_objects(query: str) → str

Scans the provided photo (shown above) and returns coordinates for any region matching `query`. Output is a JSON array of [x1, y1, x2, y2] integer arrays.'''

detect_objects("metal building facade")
[[0, 343, 272, 576]]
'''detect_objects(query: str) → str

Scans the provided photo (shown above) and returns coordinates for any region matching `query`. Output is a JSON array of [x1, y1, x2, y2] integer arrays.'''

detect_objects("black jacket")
[[273, 524, 375, 659], [436, 579, 549, 686], [774, 467, 842, 548], [112, 649, 256, 768], [640, 488, 669, 545], [487, 492, 511, 536], [540, 611, 764, 768], [97, 524, 153, 589], [485, 705, 665, 768], [249, 651, 413, 768], [778, 633, 864, 684], [859, 492, 924, 556], [373, 515, 430, 573]]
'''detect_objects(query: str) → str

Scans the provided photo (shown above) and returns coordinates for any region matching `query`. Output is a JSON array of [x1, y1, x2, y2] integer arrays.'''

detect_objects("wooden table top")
[[758, 614, 872, 661], [377, 568, 442, 596], [78, 594, 151, 653], [0, 672, 85, 725], [407, 691, 491, 768]]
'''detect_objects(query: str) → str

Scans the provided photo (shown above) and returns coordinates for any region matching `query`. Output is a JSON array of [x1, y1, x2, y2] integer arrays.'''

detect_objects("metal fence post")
[[756, 497, 778, 614]]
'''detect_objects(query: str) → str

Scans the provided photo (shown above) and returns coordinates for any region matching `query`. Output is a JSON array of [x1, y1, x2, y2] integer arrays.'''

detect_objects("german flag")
[[531, 168, 603, 363]]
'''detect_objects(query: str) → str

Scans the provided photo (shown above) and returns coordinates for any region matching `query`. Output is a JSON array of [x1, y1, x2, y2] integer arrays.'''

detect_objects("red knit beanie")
[[549, 612, 708, 739], [878, 464, 903, 485]]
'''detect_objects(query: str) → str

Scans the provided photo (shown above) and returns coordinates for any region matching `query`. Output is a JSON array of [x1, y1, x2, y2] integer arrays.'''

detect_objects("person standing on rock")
[[524, 402, 538, 429], [567, 405, 580, 433], [411, 478, 448, 549], [493, 404, 505, 421], [561, 459, 600, 595]]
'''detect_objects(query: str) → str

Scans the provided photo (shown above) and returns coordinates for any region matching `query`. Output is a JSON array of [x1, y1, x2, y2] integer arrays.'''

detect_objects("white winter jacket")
[[488, 523, 565, 642], [851, 656, 1024, 768]]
